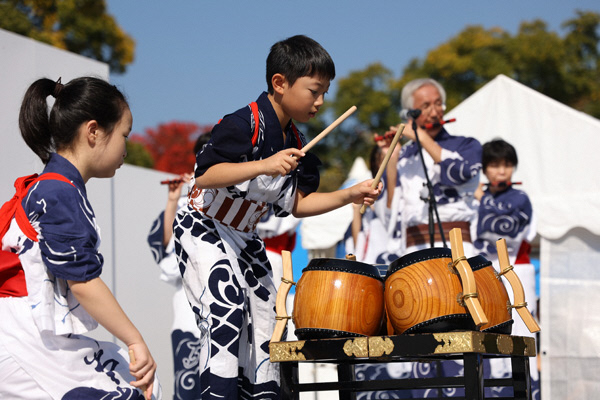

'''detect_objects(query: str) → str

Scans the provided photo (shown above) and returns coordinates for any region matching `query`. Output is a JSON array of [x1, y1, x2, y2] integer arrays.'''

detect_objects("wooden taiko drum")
[[385, 248, 477, 334], [468, 255, 513, 334], [293, 258, 385, 340]]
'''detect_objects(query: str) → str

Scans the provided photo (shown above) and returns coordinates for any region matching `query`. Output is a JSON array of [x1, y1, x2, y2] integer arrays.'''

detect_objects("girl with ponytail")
[[0, 77, 160, 399]]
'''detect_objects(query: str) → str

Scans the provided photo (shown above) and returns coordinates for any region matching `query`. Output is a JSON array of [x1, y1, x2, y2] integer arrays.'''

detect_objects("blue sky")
[[106, 1, 599, 136]]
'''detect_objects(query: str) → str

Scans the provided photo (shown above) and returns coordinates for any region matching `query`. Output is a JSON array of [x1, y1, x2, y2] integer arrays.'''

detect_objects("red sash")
[[0, 173, 74, 297]]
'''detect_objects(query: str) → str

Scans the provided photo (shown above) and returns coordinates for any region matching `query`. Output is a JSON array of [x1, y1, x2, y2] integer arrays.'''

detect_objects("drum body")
[[468, 255, 513, 334], [293, 258, 385, 340], [385, 248, 476, 334]]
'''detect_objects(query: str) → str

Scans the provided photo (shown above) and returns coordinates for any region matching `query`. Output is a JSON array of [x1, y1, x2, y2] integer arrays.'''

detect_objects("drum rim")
[[386, 247, 452, 278], [302, 258, 383, 281], [467, 255, 493, 271]]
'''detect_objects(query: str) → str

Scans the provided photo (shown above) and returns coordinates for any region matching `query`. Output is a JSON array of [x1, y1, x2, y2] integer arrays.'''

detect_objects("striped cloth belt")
[[405, 221, 471, 248], [188, 187, 268, 233]]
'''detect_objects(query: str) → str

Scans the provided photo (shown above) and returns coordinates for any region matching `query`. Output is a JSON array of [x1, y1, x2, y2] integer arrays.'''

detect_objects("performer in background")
[[345, 140, 390, 265], [173, 35, 381, 399], [474, 138, 539, 398], [147, 134, 210, 400], [369, 78, 482, 398], [0, 77, 159, 399], [379, 78, 482, 263]]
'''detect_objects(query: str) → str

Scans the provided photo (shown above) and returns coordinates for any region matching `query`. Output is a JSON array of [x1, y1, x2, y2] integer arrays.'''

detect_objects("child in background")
[[0, 77, 159, 399], [147, 134, 210, 400], [173, 35, 381, 399], [474, 138, 539, 397]]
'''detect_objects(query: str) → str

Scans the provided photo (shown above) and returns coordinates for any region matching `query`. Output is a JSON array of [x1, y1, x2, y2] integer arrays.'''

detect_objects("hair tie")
[[52, 77, 64, 98]]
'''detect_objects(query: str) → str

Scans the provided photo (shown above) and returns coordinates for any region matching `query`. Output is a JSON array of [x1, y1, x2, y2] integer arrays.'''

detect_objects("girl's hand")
[[128, 342, 157, 399], [350, 179, 383, 206], [262, 148, 305, 177]]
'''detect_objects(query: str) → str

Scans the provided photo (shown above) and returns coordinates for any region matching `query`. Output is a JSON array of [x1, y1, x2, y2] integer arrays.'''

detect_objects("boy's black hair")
[[482, 138, 518, 171], [266, 35, 335, 94]]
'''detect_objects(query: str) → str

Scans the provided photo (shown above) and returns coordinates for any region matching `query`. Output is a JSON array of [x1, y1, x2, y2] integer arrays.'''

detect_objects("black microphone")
[[399, 108, 422, 120]]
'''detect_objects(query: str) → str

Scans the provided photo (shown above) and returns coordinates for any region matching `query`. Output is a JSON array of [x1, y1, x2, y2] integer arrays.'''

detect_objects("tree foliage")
[[401, 10, 600, 113], [128, 122, 213, 175], [310, 10, 600, 191], [0, 0, 134, 73], [125, 139, 154, 169]]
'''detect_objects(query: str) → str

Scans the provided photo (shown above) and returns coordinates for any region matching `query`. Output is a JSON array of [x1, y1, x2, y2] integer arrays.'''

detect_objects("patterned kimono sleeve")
[[147, 210, 182, 285], [296, 152, 320, 195], [28, 182, 103, 282], [438, 137, 482, 186], [195, 115, 253, 177], [147, 211, 168, 264]]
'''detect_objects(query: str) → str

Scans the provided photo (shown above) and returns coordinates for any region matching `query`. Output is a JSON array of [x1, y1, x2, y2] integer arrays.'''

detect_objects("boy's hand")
[[474, 182, 485, 201], [263, 148, 305, 177], [351, 179, 383, 206]]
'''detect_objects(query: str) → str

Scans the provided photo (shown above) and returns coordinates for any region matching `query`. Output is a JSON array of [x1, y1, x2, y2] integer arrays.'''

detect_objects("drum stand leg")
[[337, 363, 357, 400], [511, 355, 532, 400], [280, 362, 299, 400], [464, 353, 484, 400]]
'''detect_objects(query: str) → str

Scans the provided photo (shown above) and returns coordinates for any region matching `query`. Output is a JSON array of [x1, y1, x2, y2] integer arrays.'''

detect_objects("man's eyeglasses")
[[417, 101, 446, 114]]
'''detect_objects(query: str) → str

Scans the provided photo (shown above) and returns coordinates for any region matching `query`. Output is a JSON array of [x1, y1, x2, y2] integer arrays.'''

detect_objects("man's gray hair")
[[400, 78, 446, 110]]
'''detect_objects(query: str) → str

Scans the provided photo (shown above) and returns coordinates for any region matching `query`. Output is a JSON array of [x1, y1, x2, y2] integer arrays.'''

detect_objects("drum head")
[[386, 247, 452, 279], [303, 257, 383, 281]]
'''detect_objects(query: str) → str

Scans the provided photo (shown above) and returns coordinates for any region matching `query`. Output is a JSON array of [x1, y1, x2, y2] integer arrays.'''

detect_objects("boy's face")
[[281, 75, 330, 123], [484, 159, 514, 185]]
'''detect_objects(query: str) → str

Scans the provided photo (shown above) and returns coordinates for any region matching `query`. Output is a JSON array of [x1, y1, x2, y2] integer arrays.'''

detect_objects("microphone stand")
[[409, 110, 447, 248]]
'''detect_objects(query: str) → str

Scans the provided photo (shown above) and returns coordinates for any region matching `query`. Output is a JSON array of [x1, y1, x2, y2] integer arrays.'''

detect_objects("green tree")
[[401, 10, 600, 114], [0, 0, 134, 73], [125, 139, 154, 169]]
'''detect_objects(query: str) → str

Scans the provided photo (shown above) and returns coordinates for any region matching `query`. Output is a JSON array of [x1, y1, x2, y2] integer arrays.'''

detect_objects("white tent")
[[445, 74, 600, 400]]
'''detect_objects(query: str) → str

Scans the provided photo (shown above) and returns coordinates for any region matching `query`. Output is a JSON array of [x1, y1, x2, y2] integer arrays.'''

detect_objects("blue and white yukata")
[[173, 92, 319, 399], [256, 211, 299, 290], [474, 185, 539, 399], [378, 128, 482, 264], [148, 191, 202, 400], [474, 185, 534, 263], [0, 153, 161, 399]]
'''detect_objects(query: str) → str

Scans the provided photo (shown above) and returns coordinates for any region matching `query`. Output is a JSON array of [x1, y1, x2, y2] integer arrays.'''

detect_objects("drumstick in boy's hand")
[[360, 124, 405, 214], [129, 349, 150, 400], [301, 105, 357, 153]]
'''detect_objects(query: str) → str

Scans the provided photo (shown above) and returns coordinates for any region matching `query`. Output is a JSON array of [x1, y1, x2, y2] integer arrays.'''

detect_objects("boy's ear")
[[271, 73, 287, 95]]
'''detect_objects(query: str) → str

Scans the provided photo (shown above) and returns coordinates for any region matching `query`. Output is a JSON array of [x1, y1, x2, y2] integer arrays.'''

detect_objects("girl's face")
[[484, 159, 514, 186], [94, 107, 132, 178]]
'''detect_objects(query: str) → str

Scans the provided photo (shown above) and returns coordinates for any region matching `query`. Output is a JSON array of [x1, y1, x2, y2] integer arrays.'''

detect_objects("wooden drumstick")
[[449, 228, 488, 327], [496, 238, 541, 333], [360, 123, 405, 214], [270, 250, 294, 344], [128, 350, 149, 400], [301, 105, 357, 153]]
